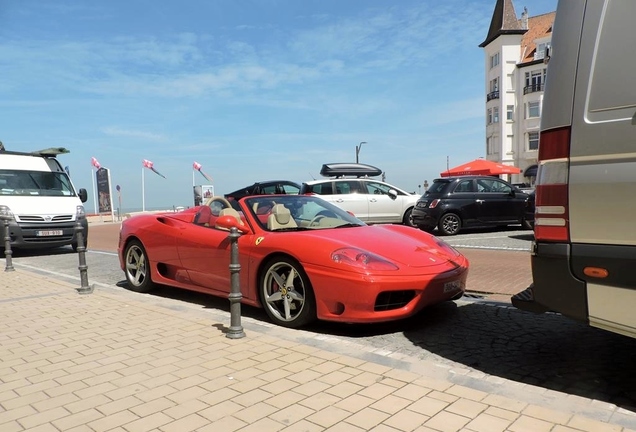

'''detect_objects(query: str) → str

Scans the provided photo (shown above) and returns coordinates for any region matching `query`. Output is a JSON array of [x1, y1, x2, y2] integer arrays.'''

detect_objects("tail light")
[[534, 127, 570, 242], [429, 199, 440, 209]]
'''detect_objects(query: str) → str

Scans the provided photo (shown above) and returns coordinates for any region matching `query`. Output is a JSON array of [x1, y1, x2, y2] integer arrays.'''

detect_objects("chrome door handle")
[[476, 199, 485, 204]]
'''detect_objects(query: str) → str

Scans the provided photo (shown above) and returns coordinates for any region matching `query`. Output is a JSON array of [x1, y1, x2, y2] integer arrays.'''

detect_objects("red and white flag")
[[192, 161, 213, 182], [91, 157, 101, 169], [142, 159, 166, 179]]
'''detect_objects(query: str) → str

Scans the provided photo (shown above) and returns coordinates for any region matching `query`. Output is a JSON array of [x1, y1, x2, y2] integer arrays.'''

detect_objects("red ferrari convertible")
[[118, 195, 469, 328]]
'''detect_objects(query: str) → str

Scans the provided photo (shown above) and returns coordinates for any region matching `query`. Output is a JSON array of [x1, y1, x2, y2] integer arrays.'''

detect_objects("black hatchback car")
[[411, 176, 533, 235]]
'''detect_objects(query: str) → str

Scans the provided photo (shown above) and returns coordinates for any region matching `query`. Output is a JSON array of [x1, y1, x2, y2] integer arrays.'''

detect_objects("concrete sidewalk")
[[1, 269, 635, 432]]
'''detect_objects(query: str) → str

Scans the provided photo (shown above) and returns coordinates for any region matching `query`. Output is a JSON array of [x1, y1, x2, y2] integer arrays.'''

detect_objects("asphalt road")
[[6, 224, 636, 417]]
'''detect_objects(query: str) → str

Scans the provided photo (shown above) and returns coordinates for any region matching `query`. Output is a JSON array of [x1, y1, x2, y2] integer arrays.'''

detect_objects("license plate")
[[443, 280, 463, 293], [36, 230, 63, 237]]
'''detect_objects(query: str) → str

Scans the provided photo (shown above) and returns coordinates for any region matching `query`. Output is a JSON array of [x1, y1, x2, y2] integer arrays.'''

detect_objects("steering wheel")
[[309, 210, 339, 227], [205, 196, 232, 215], [308, 215, 326, 227]]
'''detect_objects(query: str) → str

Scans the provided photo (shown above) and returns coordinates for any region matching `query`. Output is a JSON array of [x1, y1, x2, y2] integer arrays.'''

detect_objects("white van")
[[0, 148, 89, 251], [512, 1, 636, 338]]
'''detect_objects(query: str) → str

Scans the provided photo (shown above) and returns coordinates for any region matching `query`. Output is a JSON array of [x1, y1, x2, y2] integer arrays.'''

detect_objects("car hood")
[[299, 224, 464, 270]]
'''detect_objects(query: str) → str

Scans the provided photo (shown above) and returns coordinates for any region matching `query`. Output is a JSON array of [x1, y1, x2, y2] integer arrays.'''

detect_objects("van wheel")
[[403, 208, 416, 227], [438, 213, 461, 236]]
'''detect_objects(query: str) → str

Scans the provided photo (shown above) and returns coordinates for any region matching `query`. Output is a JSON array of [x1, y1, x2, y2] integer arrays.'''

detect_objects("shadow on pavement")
[[398, 300, 636, 412]]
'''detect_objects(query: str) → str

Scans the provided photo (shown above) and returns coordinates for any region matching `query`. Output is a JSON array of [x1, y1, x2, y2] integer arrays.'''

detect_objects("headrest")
[[219, 207, 242, 223], [272, 204, 292, 224]]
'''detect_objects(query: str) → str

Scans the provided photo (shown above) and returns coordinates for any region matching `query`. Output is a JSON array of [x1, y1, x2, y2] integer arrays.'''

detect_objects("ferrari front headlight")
[[331, 247, 399, 271]]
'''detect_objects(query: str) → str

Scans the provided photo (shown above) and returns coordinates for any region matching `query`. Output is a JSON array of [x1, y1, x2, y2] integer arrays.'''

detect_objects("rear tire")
[[403, 208, 416, 227], [438, 213, 461, 236], [124, 240, 156, 293]]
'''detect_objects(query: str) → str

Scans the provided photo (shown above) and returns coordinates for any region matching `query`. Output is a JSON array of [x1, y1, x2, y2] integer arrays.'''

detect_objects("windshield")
[[244, 195, 365, 231], [0, 170, 76, 197]]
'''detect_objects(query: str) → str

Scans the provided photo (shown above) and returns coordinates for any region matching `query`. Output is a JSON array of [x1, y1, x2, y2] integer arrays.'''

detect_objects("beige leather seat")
[[215, 207, 244, 229], [267, 204, 298, 230]]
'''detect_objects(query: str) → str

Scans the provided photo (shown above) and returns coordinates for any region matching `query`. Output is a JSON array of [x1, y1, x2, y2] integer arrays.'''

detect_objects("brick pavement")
[[1, 269, 635, 431]]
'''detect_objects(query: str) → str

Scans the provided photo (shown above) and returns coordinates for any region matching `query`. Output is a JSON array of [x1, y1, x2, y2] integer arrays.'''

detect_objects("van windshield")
[[0, 170, 76, 197]]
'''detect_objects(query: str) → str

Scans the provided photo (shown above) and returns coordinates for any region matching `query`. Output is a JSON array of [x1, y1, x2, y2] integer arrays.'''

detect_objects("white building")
[[479, 0, 555, 185]]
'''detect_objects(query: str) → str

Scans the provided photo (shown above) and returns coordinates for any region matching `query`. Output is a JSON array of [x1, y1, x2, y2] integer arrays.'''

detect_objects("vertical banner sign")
[[96, 167, 113, 214]]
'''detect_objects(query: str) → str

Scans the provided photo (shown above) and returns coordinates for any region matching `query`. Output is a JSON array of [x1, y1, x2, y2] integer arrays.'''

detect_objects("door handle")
[[476, 199, 484, 204], [370, 198, 377, 203], [336, 199, 344, 203]]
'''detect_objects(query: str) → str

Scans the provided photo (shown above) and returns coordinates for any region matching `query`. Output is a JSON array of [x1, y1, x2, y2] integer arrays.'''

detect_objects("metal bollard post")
[[226, 226, 245, 339], [2, 215, 15, 272], [74, 221, 93, 294]]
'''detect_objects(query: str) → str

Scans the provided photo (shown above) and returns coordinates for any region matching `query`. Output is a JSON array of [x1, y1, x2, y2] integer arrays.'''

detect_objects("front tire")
[[438, 213, 461, 236], [124, 240, 155, 293], [260, 257, 316, 328]]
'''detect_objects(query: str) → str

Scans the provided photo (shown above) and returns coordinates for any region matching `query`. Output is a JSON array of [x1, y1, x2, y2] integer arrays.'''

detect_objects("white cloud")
[[100, 127, 167, 141]]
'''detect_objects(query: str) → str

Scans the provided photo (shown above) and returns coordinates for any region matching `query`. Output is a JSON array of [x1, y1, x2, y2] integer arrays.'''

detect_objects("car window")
[[307, 182, 333, 195], [364, 181, 392, 195], [493, 180, 512, 193], [476, 178, 512, 193], [453, 180, 474, 193], [428, 181, 449, 193], [282, 184, 300, 194], [334, 180, 361, 194]]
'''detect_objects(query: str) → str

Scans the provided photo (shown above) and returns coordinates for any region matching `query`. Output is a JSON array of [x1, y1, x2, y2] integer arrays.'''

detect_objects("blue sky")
[[1, 0, 556, 212]]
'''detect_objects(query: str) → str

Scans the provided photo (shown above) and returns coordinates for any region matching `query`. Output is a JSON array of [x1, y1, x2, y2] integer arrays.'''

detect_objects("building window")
[[526, 101, 540, 118], [534, 43, 548, 60], [487, 137, 493, 155], [490, 52, 500, 69], [493, 107, 499, 123], [490, 77, 499, 92], [528, 132, 539, 150], [524, 69, 546, 94], [506, 105, 514, 121], [487, 77, 500, 101], [487, 108, 493, 124]]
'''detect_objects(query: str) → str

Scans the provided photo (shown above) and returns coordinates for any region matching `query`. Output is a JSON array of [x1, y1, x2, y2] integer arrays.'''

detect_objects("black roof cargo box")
[[320, 163, 382, 178]]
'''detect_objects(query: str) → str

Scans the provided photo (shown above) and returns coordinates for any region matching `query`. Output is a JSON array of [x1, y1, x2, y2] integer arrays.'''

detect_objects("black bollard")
[[226, 226, 245, 339], [2, 215, 15, 272], [74, 221, 93, 294]]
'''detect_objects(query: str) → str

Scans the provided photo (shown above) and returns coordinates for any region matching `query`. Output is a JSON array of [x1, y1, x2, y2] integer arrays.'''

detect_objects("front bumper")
[[1, 218, 89, 249], [306, 258, 469, 323]]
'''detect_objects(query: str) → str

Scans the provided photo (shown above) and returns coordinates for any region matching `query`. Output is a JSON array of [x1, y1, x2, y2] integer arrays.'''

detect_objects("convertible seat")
[[267, 204, 298, 230], [216, 208, 245, 229]]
